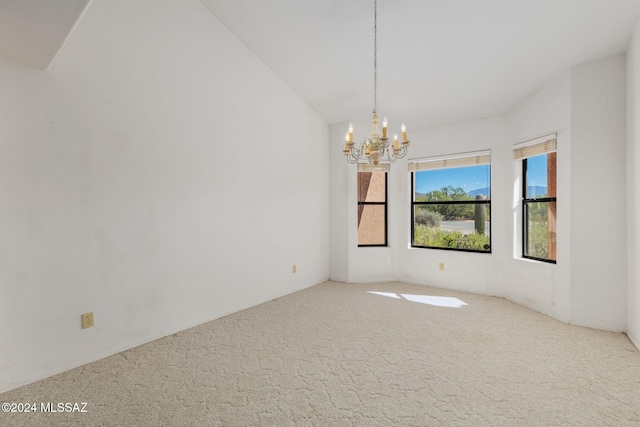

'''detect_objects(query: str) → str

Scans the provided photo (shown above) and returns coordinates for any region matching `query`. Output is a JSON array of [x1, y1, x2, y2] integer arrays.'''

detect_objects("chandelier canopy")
[[343, 0, 409, 165]]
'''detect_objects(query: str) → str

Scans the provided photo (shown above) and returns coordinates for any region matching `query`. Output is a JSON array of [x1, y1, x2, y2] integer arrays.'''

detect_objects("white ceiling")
[[1, 0, 640, 129], [0, 0, 91, 69], [199, 0, 640, 129]]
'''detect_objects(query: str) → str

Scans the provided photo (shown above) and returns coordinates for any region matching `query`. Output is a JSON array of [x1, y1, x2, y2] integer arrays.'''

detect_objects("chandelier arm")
[[346, 144, 361, 163], [395, 146, 408, 159], [385, 148, 398, 163], [345, 140, 367, 164]]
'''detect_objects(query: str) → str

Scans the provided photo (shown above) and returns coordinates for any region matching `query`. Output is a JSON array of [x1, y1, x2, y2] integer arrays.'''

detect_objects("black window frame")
[[357, 171, 388, 247], [410, 169, 492, 254], [522, 155, 557, 264]]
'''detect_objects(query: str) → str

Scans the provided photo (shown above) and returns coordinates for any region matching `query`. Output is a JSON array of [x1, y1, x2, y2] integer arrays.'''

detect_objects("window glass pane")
[[413, 204, 490, 252], [525, 201, 557, 261], [358, 171, 386, 202], [525, 153, 556, 198], [358, 204, 386, 245], [414, 165, 491, 202], [412, 162, 491, 253]]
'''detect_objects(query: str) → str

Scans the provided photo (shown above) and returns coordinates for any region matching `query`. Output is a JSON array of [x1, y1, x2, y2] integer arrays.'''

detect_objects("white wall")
[[628, 19, 640, 348], [570, 56, 627, 331], [331, 55, 629, 333], [503, 71, 572, 322], [396, 117, 507, 296], [329, 121, 351, 282], [503, 56, 627, 330], [0, 0, 329, 393], [330, 119, 399, 284], [345, 119, 396, 283], [330, 74, 574, 319]]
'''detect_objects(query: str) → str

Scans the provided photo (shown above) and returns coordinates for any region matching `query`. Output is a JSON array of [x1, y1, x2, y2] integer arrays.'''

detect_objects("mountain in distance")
[[415, 186, 548, 199], [468, 186, 548, 198], [468, 187, 491, 198], [524, 186, 548, 197]]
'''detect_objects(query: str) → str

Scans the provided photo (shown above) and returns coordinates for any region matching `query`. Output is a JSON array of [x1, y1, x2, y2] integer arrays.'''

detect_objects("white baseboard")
[[627, 331, 640, 352]]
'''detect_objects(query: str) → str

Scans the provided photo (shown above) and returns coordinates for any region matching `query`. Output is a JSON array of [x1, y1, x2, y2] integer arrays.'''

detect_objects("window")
[[357, 164, 388, 246], [518, 137, 557, 263], [409, 152, 491, 253]]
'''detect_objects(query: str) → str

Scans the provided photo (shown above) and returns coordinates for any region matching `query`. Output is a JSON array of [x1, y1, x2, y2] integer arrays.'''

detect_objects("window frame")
[[409, 154, 492, 254], [522, 154, 557, 264], [357, 170, 388, 247]]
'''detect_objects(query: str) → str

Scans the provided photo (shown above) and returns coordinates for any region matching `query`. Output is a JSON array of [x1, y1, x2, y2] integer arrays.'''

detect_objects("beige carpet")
[[2, 281, 640, 426]]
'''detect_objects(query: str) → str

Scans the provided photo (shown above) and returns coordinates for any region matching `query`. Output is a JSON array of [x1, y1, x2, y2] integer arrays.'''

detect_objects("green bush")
[[527, 222, 548, 258], [416, 186, 474, 220], [415, 209, 443, 227], [413, 225, 490, 251]]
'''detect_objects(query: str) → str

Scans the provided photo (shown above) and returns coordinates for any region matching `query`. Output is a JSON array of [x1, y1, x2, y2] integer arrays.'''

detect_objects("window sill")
[[515, 256, 557, 266]]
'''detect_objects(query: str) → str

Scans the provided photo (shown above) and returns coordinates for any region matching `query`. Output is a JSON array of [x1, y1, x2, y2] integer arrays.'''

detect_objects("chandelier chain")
[[342, 0, 410, 166], [373, 0, 377, 112]]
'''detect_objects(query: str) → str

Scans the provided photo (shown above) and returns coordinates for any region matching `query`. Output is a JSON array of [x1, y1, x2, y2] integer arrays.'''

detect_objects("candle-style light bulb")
[[401, 123, 408, 143], [382, 117, 388, 138], [348, 123, 354, 142], [393, 133, 399, 150]]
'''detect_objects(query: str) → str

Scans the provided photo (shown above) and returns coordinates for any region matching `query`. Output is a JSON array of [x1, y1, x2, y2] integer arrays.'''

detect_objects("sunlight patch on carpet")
[[368, 292, 468, 308]]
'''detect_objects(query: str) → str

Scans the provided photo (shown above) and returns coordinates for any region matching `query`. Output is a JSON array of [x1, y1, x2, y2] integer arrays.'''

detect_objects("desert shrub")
[[527, 222, 548, 258], [413, 225, 490, 251], [415, 209, 443, 227]]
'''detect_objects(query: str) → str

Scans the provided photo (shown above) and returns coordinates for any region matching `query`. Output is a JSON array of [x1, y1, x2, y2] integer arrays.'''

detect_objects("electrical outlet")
[[81, 312, 94, 329], [439, 262, 445, 271], [292, 264, 297, 273]]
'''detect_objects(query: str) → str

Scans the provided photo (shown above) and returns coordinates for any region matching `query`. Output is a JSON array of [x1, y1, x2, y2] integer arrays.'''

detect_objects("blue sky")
[[414, 155, 548, 194], [415, 165, 491, 194], [524, 154, 548, 189]]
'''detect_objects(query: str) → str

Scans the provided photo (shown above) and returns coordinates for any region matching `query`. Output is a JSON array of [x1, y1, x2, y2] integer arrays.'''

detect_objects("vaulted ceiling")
[[3, 0, 640, 129], [0, 0, 90, 69]]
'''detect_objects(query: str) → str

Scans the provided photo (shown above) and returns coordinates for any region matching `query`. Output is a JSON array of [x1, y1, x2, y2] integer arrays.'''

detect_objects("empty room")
[[1, 0, 640, 425]]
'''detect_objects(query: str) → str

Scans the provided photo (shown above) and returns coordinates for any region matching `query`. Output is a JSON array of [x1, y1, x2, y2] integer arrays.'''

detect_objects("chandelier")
[[343, 0, 409, 165]]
